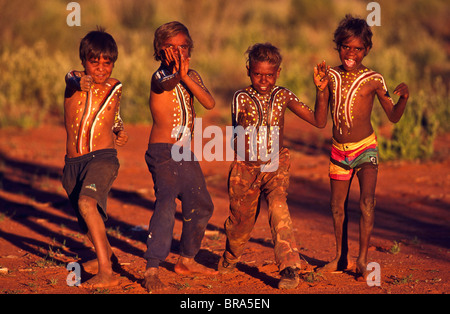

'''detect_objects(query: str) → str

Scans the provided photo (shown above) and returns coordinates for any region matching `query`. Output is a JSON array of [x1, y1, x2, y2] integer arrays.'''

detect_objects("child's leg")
[[144, 181, 178, 268], [144, 144, 179, 268], [266, 196, 300, 270], [63, 150, 120, 288], [355, 166, 377, 276], [82, 232, 119, 273], [143, 144, 179, 291], [224, 193, 261, 263], [175, 160, 216, 275], [262, 151, 301, 271], [223, 162, 261, 264], [142, 176, 178, 292], [78, 195, 119, 288], [319, 178, 352, 272], [178, 160, 214, 258]]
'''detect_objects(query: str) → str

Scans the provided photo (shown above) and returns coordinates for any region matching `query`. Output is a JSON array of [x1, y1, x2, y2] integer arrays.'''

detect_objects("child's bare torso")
[[64, 74, 122, 157], [148, 70, 196, 145], [233, 86, 297, 161], [329, 66, 390, 143]]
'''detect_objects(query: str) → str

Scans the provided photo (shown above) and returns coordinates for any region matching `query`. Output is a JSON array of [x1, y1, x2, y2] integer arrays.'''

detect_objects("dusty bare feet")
[[82, 253, 120, 274], [81, 272, 120, 289], [174, 256, 218, 275], [316, 257, 353, 273], [142, 268, 167, 292]]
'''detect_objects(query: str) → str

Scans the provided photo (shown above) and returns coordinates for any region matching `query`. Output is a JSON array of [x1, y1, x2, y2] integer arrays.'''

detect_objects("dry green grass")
[[0, 0, 448, 159]]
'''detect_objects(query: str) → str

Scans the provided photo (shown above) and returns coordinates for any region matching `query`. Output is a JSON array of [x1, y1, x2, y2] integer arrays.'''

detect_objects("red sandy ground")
[[0, 114, 448, 295]]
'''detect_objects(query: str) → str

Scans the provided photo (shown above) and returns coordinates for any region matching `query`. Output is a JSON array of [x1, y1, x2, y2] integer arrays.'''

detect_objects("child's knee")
[[268, 199, 289, 220], [360, 196, 376, 217], [78, 195, 97, 218], [193, 201, 214, 222], [330, 199, 345, 215], [203, 197, 214, 216], [360, 196, 375, 209]]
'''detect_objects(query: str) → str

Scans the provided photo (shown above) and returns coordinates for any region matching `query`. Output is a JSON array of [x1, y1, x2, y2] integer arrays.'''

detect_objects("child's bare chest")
[[68, 83, 122, 154], [71, 88, 118, 124], [329, 68, 383, 130], [169, 83, 196, 141], [238, 87, 288, 127]]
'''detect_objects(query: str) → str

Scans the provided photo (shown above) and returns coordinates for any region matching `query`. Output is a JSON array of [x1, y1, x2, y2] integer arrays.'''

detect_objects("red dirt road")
[[0, 115, 448, 295]]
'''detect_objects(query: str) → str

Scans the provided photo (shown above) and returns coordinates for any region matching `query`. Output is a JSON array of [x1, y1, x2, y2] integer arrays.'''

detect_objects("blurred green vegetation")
[[0, 0, 448, 160]]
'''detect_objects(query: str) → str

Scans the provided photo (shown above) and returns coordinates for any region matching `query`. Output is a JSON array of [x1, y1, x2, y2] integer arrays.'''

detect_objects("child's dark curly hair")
[[153, 21, 193, 61], [246, 43, 282, 69], [79, 26, 118, 64], [333, 15, 373, 51]]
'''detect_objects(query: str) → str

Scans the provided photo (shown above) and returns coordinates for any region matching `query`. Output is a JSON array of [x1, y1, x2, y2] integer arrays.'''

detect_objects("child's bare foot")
[[83, 254, 120, 274], [316, 258, 353, 273], [142, 268, 166, 292], [355, 267, 372, 282], [355, 261, 370, 282], [174, 256, 218, 275], [81, 272, 120, 289]]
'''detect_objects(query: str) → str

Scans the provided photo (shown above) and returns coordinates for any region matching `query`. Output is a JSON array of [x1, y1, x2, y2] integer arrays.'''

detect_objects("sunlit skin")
[[64, 55, 128, 158], [64, 54, 128, 288], [247, 60, 281, 96], [235, 60, 328, 160], [222, 49, 330, 289], [143, 32, 216, 292], [317, 36, 409, 279], [333, 37, 409, 143], [148, 33, 215, 145]]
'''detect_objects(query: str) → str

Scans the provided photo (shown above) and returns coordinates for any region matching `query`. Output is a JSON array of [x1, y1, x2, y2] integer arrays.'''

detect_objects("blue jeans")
[[144, 143, 214, 268]]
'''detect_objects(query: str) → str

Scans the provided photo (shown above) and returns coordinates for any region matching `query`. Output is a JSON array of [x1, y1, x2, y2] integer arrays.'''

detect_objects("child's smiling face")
[[84, 54, 114, 84], [338, 36, 369, 72], [247, 61, 280, 95]]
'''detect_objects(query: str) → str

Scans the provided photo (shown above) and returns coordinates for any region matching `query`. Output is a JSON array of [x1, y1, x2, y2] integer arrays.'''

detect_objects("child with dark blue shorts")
[[62, 28, 128, 288]]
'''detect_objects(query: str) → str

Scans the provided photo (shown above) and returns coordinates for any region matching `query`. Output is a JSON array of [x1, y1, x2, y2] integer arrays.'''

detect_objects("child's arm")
[[287, 61, 330, 128], [314, 61, 330, 92], [152, 47, 183, 92], [313, 87, 329, 128], [286, 90, 328, 128], [376, 80, 409, 123], [312, 61, 330, 127], [65, 71, 93, 92], [115, 129, 128, 147], [178, 49, 215, 110], [182, 70, 216, 110], [152, 69, 180, 92], [152, 48, 215, 109], [65, 71, 80, 91], [111, 85, 128, 146]]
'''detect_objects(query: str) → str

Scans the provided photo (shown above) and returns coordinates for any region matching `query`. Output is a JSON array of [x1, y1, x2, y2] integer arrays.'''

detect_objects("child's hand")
[[162, 48, 180, 73], [314, 61, 330, 91], [394, 83, 409, 99], [178, 47, 190, 79], [80, 75, 93, 92], [115, 130, 129, 146]]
